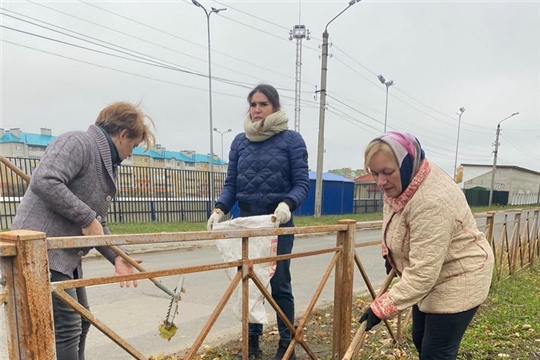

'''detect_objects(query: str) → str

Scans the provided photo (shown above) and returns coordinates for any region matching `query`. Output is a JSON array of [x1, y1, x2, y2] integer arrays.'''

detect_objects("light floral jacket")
[[371, 160, 494, 319]]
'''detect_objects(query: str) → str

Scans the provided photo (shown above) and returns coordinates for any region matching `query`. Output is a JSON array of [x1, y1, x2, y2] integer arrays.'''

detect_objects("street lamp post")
[[314, 0, 361, 218], [454, 107, 466, 182], [192, 0, 226, 205], [213, 127, 232, 163], [377, 74, 394, 132], [488, 112, 519, 206]]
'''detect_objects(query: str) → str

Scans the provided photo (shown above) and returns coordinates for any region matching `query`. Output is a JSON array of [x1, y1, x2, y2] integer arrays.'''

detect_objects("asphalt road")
[[83, 229, 386, 359]]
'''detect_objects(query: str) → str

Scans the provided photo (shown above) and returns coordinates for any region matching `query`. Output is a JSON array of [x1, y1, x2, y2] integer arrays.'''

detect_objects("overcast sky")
[[1, 0, 538, 177]]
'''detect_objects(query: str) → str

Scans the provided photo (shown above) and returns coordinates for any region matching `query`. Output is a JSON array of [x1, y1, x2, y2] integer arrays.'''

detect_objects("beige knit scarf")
[[243, 110, 289, 142]]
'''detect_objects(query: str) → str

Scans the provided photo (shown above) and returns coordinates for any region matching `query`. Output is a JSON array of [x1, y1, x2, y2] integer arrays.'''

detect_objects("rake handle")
[[341, 268, 397, 360], [110, 245, 175, 298], [0, 154, 31, 183]]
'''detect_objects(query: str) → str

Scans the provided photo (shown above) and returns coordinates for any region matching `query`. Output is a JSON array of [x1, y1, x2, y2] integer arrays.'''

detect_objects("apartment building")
[[0, 127, 228, 198]]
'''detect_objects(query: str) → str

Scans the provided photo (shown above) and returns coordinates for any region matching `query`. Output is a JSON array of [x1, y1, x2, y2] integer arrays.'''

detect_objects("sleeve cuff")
[[283, 198, 295, 211], [215, 203, 228, 214]]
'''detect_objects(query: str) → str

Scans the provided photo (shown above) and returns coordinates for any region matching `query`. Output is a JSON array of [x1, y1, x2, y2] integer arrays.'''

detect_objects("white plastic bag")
[[213, 215, 278, 324]]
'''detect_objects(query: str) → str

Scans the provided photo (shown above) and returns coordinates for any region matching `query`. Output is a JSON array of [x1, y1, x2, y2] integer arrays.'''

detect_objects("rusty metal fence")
[[0, 209, 538, 360]]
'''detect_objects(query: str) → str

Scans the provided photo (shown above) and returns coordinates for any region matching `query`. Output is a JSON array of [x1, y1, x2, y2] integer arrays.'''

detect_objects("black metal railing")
[[0, 157, 227, 229]]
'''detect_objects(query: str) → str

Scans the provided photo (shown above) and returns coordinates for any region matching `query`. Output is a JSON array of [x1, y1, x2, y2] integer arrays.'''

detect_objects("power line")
[[331, 54, 461, 129], [26, 0, 334, 105], [333, 44, 377, 76], [1, 24, 262, 96], [1, 38, 245, 100], [331, 43, 496, 133], [326, 106, 381, 135], [501, 133, 538, 158], [1, 8, 293, 92], [326, 94, 383, 126], [0, 24, 223, 83], [214, 0, 290, 31], [0, 11, 200, 74], [76, 0, 313, 86], [12, 3, 286, 88]]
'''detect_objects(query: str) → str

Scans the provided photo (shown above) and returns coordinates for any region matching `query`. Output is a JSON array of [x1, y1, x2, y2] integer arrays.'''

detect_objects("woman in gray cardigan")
[[11, 101, 156, 360]]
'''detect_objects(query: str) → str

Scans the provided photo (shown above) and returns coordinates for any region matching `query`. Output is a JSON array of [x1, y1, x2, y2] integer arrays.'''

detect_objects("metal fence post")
[[0, 230, 55, 359], [332, 219, 356, 359]]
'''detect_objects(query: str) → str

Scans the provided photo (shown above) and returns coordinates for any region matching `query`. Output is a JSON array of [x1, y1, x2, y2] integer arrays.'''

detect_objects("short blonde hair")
[[363, 140, 398, 173], [95, 102, 156, 150]]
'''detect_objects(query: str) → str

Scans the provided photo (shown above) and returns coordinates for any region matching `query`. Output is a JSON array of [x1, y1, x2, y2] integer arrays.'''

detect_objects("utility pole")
[[314, 0, 361, 218], [289, 25, 310, 133], [314, 30, 329, 218], [488, 112, 519, 206]]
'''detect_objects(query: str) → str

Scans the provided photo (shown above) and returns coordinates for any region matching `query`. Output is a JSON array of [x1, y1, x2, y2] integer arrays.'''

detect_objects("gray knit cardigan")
[[12, 125, 119, 278]]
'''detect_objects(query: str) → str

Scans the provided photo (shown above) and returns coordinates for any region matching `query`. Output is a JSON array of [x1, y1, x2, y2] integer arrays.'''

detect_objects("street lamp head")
[[227, 129, 232, 133], [459, 107, 465, 114], [386, 80, 395, 87], [211, 7, 227, 13], [498, 111, 520, 126], [348, 0, 361, 5], [377, 74, 386, 84], [191, 0, 202, 7], [213, 127, 217, 131]]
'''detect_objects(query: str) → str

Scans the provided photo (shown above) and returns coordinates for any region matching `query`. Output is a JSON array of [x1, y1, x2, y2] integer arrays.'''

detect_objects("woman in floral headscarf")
[[359, 131, 494, 360]]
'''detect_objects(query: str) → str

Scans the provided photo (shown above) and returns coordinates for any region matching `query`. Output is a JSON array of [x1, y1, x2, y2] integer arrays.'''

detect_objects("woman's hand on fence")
[[359, 307, 382, 331], [207, 208, 224, 230], [115, 256, 142, 288]]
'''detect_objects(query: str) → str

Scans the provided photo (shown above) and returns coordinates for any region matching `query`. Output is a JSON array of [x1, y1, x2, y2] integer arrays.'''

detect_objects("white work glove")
[[273, 202, 291, 224], [207, 208, 224, 230]]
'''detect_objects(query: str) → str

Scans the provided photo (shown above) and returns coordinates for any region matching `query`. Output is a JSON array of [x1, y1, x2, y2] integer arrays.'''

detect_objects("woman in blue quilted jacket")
[[207, 84, 310, 360]]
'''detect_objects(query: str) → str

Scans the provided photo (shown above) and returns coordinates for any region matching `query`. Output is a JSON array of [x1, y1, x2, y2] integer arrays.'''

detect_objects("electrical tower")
[[289, 24, 310, 133]]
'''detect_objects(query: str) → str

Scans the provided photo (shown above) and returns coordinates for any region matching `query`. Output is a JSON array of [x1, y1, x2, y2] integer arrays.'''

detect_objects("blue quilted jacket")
[[216, 130, 309, 215]]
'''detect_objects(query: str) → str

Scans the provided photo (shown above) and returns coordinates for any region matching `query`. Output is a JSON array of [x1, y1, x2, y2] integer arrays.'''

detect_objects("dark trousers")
[[51, 270, 91, 360], [412, 304, 479, 360], [241, 211, 295, 343]]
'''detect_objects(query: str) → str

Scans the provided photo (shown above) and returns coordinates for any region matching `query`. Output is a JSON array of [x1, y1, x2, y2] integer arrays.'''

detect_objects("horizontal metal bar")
[[0, 242, 16, 257], [49, 245, 346, 291], [47, 224, 349, 249]]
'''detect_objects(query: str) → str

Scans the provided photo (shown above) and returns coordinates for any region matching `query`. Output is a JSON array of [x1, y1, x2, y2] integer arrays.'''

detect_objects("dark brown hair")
[[247, 84, 281, 111]]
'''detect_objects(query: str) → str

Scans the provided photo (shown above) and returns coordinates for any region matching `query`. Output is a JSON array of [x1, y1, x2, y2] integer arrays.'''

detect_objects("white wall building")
[[462, 164, 540, 205]]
